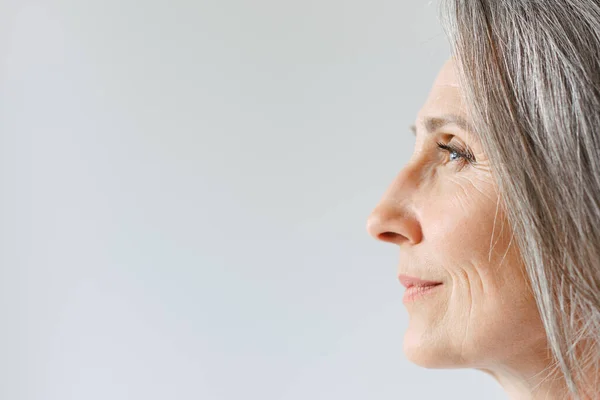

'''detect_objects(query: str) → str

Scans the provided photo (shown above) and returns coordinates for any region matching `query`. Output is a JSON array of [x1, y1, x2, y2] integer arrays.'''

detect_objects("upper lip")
[[397, 274, 443, 289]]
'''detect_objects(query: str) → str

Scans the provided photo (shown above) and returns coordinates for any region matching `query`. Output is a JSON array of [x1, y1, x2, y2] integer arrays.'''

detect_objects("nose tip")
[[367, 162, 422, 246], [366, 208, 399, 243], [366, 204, 422, 246], [366, 210, 382, 239]]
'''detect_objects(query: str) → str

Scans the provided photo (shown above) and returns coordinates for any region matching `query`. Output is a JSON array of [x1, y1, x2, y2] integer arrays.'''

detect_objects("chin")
[[403, 327, 465, 369]]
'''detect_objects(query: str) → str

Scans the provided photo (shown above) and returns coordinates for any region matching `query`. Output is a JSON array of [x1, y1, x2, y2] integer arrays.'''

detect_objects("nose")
[[366, 166, 423, 246]]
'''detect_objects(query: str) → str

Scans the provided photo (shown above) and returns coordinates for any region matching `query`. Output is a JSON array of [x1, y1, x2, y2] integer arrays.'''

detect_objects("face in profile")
[[366, 59, 547, 371]]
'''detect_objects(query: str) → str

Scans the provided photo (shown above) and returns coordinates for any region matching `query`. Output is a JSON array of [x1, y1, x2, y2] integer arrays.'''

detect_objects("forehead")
[[416, 59, 468, 125]]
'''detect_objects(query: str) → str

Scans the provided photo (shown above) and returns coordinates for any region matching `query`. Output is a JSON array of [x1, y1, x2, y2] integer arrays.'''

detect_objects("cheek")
[[423, 175, 501, 264], [409, 173, 545, 364], [422, 175, 528, 311], [426, 180, 539, 327]]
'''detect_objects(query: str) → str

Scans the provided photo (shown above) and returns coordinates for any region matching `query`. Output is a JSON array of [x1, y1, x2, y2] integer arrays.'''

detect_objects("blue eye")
[[435, 141, 476, 165]]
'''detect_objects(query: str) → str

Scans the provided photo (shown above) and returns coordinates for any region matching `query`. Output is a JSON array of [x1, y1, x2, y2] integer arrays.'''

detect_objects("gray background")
[[1, 0, 507, 399]]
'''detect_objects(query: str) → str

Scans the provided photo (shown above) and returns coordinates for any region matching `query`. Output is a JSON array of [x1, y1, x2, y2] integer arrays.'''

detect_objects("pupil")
[[450, 152, 459, 161]]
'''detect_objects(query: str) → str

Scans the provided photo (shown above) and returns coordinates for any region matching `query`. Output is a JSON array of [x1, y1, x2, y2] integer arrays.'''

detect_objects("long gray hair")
[[439, 1, 600, 398]]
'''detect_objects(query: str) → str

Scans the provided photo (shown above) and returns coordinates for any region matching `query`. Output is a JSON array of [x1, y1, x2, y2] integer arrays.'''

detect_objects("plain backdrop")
[[1, 0, 508, 399]]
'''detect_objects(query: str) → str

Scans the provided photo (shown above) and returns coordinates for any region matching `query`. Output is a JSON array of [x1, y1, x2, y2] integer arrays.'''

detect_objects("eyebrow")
[[410, 114, 477, 139]]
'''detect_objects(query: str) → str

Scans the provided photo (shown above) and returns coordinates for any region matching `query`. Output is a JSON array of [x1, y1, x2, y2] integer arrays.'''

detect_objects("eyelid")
[[435, 141, 477, 164]]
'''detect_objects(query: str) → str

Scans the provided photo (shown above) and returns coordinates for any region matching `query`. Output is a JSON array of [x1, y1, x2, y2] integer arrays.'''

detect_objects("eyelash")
[[435, 141, 477, 167]]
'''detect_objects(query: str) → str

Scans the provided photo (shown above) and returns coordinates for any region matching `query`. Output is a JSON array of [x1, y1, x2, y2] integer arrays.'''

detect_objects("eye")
[[435, 141, 477, 168]]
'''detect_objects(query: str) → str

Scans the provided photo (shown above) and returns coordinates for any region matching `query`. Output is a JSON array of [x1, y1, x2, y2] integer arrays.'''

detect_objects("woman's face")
[[366, 59, 546, 370]]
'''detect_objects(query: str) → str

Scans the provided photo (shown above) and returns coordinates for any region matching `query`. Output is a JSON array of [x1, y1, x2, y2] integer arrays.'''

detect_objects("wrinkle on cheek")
[[452, 173, 496, 205], [458, 262, 487, 363], [469, 177, 497, 203], [450, 178, 472, 216], [452, 267, 474, 362], [461, 186, 514, 277], [447, 176, 485, 221], [446, 176, 500, 251], [467, 262, 487, 299]]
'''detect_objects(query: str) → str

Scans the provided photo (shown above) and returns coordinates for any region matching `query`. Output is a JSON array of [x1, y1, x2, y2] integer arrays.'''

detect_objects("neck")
[[480, 365, 568, 399], [477, 339, 598, 399]]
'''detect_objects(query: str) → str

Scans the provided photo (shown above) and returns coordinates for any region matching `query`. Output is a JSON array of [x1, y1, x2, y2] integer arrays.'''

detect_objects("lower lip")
[[402, 284, 443, 303]]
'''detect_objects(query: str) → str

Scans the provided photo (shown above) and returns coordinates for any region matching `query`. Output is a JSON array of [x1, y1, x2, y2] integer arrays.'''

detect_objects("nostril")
[[367, 206, 421, 244], [379, 231, 403, 242]]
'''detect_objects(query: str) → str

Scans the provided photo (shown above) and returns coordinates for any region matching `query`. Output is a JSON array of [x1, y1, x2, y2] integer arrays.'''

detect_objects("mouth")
[[397, 274, 443, 289], [402, 282, 443, 303], [397, 274, 444, 304]]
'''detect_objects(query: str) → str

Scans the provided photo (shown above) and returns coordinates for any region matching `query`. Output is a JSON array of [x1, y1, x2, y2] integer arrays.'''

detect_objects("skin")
[[365, 58, 576, 399]]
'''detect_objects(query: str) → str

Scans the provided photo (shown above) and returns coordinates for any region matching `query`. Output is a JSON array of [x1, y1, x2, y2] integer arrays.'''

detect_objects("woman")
[[366, 1, 600, 399]]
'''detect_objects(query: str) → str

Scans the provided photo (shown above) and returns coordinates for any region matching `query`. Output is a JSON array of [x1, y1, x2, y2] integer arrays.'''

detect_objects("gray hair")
[[439, 0, 600, 398]]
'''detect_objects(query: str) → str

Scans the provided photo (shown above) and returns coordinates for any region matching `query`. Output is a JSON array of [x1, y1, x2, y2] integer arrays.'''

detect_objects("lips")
[[397, 274, 443, 289]]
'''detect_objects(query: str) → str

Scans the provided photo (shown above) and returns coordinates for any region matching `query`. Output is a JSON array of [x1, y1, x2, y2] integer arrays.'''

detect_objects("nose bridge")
[[386, 163, 419, 201], [379, 163, 420, 218], [366, 161, 422, 244]]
